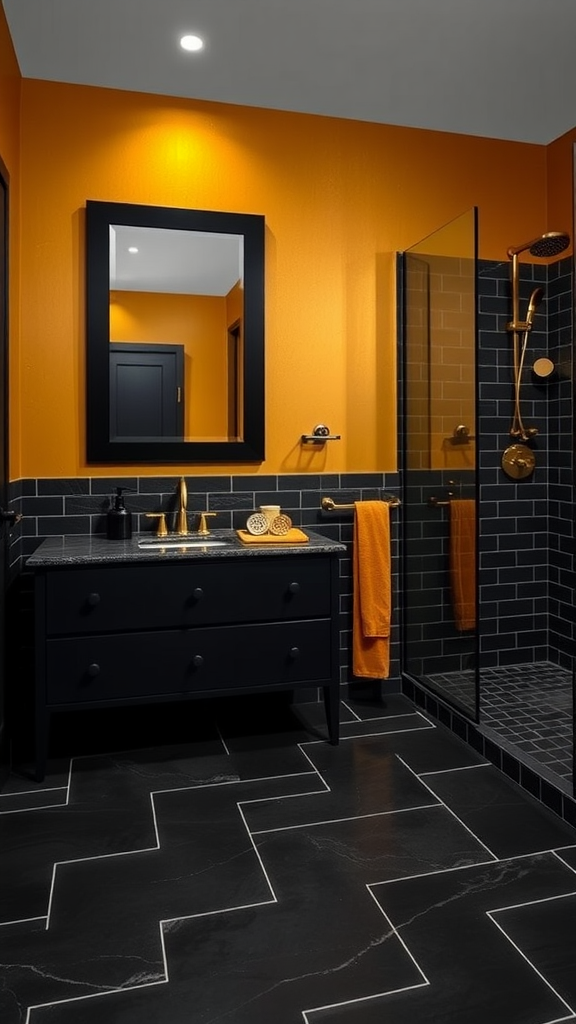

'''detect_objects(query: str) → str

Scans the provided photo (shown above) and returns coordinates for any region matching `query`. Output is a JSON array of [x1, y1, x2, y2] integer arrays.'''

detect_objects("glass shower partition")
[[400, 208, 479, 720]]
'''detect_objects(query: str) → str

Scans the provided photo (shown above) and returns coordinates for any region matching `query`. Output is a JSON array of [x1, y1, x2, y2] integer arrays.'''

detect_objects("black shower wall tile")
[[476, 255, 573, 668]]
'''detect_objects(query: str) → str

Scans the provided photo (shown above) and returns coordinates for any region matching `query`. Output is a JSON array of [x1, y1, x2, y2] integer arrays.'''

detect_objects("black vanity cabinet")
[[31, 539, 344, 781]]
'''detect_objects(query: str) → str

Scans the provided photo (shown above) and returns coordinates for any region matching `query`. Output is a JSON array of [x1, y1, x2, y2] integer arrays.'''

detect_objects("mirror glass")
[[86, 201, 265, 463]]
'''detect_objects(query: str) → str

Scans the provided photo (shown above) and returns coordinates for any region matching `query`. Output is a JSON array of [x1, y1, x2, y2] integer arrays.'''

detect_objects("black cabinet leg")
[[322, 685, 340, 745], [35, 707, 49, 783]]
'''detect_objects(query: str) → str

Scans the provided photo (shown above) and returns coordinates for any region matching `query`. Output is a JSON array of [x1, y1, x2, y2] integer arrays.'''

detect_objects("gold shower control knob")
[[501, 444, 536, 480]]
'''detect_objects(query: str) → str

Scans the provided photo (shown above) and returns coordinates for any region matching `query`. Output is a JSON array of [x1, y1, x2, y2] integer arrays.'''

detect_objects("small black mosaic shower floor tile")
[[421, 661, 573, 793], [480, 662, 573, 788]]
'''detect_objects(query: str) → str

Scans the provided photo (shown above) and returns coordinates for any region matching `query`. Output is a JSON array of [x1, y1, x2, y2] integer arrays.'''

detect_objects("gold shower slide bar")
[[321, 496, 401, 511]]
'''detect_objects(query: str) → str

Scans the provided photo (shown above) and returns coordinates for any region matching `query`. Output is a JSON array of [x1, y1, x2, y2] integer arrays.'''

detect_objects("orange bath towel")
[[352, 501, 392, 679], [449, 499, 476, 631]]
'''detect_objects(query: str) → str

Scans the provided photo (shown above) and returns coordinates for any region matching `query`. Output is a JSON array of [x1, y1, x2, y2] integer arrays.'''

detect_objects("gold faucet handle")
[[146, 512, 168, 537], [195, 512, 217, 536]]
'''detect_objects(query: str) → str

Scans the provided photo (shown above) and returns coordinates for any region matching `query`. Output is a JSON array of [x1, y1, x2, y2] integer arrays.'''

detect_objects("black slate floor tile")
[[494, 887, 576, 1011], [347, 853, 576, 1024], [1, 693, 575, 1024], [243, 734, 440, 833], [418, 763, 576, 858]]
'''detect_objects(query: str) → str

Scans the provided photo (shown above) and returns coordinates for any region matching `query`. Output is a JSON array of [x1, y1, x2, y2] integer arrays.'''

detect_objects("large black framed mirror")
[[86, 200, 265, 463]]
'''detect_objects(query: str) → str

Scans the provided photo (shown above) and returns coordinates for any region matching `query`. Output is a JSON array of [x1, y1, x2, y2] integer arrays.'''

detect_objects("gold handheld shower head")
[[525, 286, 544, 327]]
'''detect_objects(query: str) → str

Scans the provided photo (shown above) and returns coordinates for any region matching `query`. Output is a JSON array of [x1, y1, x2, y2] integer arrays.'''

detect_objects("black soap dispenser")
[[107, 487, 133, 540]]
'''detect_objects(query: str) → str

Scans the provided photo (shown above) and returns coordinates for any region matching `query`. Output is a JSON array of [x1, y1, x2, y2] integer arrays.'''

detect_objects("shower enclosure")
[[400, 208, 575, 804]]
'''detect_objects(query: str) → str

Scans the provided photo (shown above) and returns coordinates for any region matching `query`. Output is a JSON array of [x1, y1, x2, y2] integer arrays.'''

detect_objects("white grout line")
[[395, 754, 499, 860], [0, 914, 47, 929], [305, 722, 436, 745], [339, 699, 362, 722], [0, 761, 73, 815], [420, 762, 490, 776], [302, 981, 429, 1021], [0, 784, 66, 801], [489, 888, 576, 915], [340, 700, 421, 725], [486, 911, 576, 1021], [371, 856, 498, 888], [0, 796, 68, 815], [553, 850, 576, 872], [249, 803, 442, 836], [25, 973, 169, 1024], [302, 874, 431, 1019]]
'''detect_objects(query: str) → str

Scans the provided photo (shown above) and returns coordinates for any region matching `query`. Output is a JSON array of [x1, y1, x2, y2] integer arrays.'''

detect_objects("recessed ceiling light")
[[180, 34, 204, 52], [128, 247, 139, 254]]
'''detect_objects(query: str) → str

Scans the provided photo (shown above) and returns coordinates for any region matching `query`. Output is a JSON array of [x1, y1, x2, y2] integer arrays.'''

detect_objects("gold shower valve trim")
[[501, 444, 536, 480]]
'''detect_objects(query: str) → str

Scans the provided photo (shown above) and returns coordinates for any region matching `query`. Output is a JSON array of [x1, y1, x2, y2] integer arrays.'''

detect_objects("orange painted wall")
[[0, 4, 21, 479], [11, 75, 571, 479], [547, 128, 576, 236]]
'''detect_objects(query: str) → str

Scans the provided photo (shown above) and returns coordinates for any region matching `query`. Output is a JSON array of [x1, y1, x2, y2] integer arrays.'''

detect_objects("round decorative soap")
[[245, 512, 270, 535], [269, 514, 292, 536]]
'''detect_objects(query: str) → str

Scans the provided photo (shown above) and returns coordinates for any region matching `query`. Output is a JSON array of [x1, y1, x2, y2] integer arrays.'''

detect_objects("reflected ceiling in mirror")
[[110, 225, 244, 295], [86, 200, 265, 464]]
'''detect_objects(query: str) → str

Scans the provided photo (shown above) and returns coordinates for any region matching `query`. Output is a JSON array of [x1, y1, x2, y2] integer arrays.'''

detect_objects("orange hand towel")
[[352, 501, 391, 679], [449, 499, 476, 631]]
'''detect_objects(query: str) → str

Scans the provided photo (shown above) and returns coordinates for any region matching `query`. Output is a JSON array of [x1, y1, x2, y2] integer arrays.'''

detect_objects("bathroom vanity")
[[27, 529, 345, 780]]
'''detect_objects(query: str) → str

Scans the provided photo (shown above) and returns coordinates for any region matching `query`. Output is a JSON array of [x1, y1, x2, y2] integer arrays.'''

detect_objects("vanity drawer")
[[43, 558, 332, 635], [44, 619, 332, 704]]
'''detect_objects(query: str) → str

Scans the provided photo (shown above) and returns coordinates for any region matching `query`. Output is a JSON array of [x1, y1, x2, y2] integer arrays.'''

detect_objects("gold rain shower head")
[[507, 231, 570, 260]]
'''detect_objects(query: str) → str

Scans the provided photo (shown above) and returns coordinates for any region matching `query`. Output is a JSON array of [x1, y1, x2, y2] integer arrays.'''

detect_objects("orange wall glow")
[[5, 70, 572, 479], [0, 5, 21, 480]]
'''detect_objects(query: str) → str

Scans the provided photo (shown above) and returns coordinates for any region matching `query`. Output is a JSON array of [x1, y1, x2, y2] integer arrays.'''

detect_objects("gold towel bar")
[[428, 496, 451, 507], [321, 496, 401, 511]]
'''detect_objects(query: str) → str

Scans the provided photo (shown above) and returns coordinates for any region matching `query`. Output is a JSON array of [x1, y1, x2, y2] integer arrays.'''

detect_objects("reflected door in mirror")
[[109, 343, 184, 440]]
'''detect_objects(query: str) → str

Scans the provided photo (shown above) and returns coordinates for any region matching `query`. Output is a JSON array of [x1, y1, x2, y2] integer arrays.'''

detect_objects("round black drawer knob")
[[192, 654, 204, 668], [192, 587, 204, 601], [289, 647, 300, 659], [87, 663, 100, 677], [87, 593, 101, 607], [288, 582, 300, 595]]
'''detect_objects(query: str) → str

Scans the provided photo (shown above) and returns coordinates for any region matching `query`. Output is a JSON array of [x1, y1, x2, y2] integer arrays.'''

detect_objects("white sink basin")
[[138, 537, 228, 550]]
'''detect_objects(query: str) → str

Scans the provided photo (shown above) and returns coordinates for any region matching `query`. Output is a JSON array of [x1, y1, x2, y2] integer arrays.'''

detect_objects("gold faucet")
[[177, 477, 188, 535], [146, 512, 168, 537], [196, 512, 217, 536]]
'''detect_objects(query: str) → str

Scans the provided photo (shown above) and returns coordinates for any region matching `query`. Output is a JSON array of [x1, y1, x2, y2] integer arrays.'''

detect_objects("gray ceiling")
[[4, 0, 576, 146]]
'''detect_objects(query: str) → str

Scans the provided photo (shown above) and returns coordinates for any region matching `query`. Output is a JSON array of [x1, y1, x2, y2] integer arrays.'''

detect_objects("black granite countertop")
[[26, 529, 346, 567]]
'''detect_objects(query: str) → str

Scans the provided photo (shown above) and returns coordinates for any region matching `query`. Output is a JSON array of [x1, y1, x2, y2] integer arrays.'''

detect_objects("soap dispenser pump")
[[107, 487, 133, 540]]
